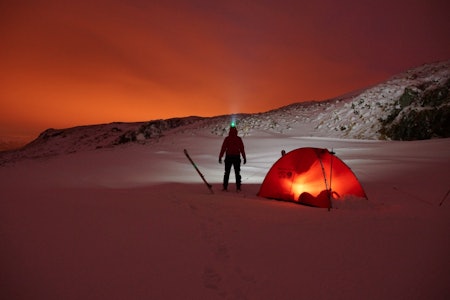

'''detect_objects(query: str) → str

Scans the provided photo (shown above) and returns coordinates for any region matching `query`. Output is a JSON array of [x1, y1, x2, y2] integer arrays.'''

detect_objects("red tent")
[[257, 147, 367, 208]]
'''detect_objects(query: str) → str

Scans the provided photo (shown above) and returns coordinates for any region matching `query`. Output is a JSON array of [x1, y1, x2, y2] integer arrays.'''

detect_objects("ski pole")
[[184, 149, 214, 194]]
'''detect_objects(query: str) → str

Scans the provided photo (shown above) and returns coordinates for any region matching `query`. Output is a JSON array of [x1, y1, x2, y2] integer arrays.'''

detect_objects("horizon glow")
[[1, 0, 449, 141]]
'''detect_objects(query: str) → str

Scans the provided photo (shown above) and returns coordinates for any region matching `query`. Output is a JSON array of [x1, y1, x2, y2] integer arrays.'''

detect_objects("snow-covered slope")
[[1, 60, 448, 164], [1, 121, 449, 300], [329, 60, 450, 139]]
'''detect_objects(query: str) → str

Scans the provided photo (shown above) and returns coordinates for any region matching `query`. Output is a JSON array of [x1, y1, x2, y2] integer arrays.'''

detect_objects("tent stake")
[[439, 189, 450, 206]]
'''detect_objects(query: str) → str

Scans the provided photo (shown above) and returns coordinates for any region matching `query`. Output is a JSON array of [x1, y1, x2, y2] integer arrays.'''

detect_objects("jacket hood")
[[229, 127, 238, 136]]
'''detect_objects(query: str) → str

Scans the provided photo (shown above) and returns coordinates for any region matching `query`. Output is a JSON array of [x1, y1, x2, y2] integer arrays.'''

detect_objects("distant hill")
[[1, 60, 449, 164], [0, 138, 28, 152]]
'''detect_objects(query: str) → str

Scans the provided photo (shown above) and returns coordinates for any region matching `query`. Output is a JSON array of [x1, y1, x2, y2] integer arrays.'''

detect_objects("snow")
[[1, 128, 449, 300], [1, 60, 449, 299]]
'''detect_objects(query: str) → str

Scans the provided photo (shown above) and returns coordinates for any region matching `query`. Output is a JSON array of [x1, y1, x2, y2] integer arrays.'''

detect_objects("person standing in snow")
[[219, 126, 246, 191]]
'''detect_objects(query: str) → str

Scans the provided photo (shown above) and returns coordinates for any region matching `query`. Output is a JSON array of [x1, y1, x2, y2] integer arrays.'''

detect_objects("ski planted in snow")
[[184, 149, 214, 194]]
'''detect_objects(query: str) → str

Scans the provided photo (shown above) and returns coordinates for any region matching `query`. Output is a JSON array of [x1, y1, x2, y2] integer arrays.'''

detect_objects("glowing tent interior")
[[257, 147, 367, 208]]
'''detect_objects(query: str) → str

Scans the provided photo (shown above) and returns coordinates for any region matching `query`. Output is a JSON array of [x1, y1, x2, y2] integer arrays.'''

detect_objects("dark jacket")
[[219, 127, 246, 160]]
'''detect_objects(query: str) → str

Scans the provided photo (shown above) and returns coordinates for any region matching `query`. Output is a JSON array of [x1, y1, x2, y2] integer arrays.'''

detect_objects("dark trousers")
[[223, 155, 241, 190]]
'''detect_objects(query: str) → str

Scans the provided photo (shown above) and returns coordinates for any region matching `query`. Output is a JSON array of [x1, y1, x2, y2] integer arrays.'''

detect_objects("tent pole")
[[316, 148, 332, 211], [328, 148, 335, 211]]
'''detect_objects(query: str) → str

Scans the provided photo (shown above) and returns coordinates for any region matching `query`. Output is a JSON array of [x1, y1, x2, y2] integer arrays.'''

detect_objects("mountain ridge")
[[1, 60, 449, 163]]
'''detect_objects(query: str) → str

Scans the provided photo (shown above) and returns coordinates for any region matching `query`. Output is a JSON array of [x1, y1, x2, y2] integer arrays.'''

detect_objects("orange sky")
[[1, 0, 449, 141]]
